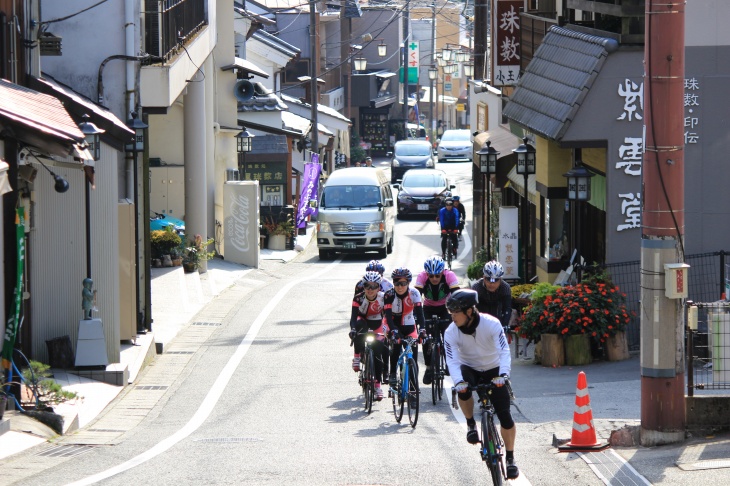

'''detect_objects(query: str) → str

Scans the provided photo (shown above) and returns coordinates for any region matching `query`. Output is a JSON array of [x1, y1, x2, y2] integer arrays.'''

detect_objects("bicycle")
[[452, 381, 515, 486], [425, 315, 452, 404], [350, 330, 383, 414], [442, 229, 458, 269], [389, 335, 420, 427]]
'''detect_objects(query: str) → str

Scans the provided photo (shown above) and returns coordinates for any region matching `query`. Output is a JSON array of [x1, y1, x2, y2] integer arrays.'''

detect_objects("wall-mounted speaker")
[[234, 80, 255, 101]]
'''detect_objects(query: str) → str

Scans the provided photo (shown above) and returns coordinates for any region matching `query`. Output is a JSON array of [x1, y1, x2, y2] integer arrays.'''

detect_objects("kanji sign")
[[492, 0, 522, 87]]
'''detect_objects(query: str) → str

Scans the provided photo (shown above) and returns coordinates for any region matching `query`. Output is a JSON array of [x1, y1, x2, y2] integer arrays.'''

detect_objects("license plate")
[[344, 242, 356, 249], [417, 204, 429, 211]]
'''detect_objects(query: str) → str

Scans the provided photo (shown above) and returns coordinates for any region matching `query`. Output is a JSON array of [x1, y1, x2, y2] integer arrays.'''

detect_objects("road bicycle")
[[442, 229, 458, 269], [389, 335, 420, 427], [425, 315, 452, 404], [452, 381, 514, 486], [351, 330, 383, 414]]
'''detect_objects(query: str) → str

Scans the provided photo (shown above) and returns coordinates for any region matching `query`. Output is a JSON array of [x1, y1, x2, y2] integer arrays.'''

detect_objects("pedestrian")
[[364, 156, 373, 167]]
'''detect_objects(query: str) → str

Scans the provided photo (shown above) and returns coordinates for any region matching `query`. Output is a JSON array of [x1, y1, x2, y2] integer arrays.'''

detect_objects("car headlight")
[[398, 193, 413, 203], [392, 159, 400, 167], [318, 221, 331, 232], [366, 222, 384, 232]]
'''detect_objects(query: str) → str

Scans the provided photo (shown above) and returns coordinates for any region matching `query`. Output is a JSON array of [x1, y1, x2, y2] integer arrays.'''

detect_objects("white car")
[[436, 129, 472, 163]]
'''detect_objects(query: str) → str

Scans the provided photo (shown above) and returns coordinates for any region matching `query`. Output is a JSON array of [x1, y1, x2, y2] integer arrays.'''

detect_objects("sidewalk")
[[0, 223, 315, 460]]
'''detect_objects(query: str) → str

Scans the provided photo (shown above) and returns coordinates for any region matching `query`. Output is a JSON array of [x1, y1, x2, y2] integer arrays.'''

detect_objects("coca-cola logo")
[[226, 193, 250, 252]]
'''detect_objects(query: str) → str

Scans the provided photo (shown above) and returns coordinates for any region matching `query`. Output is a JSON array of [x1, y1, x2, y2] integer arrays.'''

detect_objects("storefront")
[[352, 71, 397, 156]]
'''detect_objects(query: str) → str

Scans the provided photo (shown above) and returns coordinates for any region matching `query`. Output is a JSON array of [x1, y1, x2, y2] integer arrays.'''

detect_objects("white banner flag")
[[498, 206, 519, 280]]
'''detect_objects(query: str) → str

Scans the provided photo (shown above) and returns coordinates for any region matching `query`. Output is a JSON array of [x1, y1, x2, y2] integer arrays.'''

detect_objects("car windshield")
[[321, 185, 381, 208], [395, 144, 431, 156], [441, 130, 470, 142], [402, 173, 446, 188]]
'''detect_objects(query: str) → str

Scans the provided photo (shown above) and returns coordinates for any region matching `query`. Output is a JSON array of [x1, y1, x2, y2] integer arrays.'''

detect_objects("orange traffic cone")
[[558, 371, 609, 452]]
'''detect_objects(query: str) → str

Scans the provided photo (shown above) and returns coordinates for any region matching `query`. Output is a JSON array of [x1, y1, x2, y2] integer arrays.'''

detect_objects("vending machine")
[[223, 180, 260, 268]]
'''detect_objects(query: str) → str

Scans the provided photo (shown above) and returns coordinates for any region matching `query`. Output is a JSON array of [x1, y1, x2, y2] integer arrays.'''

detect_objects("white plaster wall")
[[149, 102, 186, 165]]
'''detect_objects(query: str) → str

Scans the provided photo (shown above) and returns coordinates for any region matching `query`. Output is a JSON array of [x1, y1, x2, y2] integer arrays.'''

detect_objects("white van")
[[316, 167, 395, 260]]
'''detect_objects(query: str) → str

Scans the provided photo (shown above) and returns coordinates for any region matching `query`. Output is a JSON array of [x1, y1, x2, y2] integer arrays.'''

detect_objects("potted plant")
[[516, 272, 633, 366], [182, 234, 215, 273], [262, 215, 295, 251], [0, 377, 19, 420], [150, 226, 182, 263]]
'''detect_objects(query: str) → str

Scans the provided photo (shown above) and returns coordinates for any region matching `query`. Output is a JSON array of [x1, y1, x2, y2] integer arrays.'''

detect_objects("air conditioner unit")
[[226, 169, 240, 181]]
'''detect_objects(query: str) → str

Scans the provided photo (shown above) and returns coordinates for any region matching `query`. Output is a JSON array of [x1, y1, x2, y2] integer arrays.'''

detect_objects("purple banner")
[[296, 154, 322, 229]]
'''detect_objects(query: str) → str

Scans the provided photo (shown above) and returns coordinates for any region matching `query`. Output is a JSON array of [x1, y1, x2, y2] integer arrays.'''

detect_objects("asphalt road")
[[11, 160, 644, 485]]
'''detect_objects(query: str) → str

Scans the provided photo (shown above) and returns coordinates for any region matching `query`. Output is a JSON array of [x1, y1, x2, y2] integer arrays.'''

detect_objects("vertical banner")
[[492, 0, 523, 87], [2, 208, 25, 372], [498, 206, 519, 280], [296, 154, 322, 229]]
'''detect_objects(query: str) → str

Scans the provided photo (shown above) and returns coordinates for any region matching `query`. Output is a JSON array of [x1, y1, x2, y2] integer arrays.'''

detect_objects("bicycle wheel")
[[446, 238, 453, 269], [482, 412, 503, 486], [392, 359, 404, 422], [363, 348, 375, 414], [436, 344, 446, 401], [406, 357, 419, 428], [430, 342, 441, 404]]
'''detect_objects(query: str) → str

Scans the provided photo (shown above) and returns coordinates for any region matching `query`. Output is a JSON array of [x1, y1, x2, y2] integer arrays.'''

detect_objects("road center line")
[[67, 259, 341, 486]]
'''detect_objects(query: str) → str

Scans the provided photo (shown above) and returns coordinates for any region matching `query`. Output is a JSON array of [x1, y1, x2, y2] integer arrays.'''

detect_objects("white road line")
[[67, 259, 342, 486]]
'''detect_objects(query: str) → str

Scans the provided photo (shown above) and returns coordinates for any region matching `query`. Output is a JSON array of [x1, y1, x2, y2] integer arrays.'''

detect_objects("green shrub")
[[466, 246, 490, 280], [150, 227, 182, 259]]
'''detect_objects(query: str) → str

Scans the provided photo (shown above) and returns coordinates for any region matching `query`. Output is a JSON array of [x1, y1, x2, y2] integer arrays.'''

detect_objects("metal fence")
[[605, 251, 728, 351], [686, 301, 730, 396]]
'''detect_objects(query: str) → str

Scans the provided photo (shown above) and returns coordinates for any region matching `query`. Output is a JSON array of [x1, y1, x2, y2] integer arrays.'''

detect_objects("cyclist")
[[444, 289, 519, 480], [349, 271, 389, 401], [471, 261, 513, 329], [438, 198, 460, 259], [383, 267, 425, 386], [452, 195, 466, 239], [415, 255, 460, 384], [353, 260, 393, 295]]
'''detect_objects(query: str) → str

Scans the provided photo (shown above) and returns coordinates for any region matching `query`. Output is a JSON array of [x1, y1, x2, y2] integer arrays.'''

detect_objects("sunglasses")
[[445, 203, 453, 206], [394, 281, 408, 287], [428, 274, 442, 278], [364, 283, 380, 290]]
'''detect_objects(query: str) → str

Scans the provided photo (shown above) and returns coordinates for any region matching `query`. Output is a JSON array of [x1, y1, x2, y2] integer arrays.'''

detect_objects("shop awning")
[[506, 166, 538, 205]]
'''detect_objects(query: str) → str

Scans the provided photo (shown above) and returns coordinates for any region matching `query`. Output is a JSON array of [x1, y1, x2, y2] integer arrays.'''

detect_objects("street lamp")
[[78, 114, 105, 281], [378, 40, 387, 57], [512, 137, 536, 283], [476, 140, 499, 259], [236, 127, 254, 174], [428, 65, 438, 142], [125, 111, 148, 333], [563, 164, 594, 282], [442, 45, 453, 62]]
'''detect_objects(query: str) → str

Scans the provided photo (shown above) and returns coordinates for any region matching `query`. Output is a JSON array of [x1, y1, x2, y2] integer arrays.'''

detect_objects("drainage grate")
[[677, 459, 730, 471], [135, 385, 169, 391], [192, 321, 221, 326], [166, 351, 194, 355], [193, 437, 262, 443], [37, 445, 94, 458]]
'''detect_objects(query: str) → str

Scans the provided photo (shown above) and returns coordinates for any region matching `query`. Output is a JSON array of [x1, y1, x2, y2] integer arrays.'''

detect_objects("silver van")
[[316, 167, 395, 260]]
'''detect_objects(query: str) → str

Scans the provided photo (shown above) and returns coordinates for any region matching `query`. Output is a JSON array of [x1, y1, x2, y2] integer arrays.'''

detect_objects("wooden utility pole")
[[640, 0, 686, 446]]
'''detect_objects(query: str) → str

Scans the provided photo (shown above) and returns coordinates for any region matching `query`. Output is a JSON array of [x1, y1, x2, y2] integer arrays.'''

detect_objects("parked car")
[[436, 129, 472, 163], [388, 139, 435, 184], [149, 211, 185, 236], [394, 169, 455, 218]]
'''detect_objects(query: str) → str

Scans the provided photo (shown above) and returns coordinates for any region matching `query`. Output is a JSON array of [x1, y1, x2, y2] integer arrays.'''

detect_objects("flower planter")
[[267, 234, 286, 251], [171, 257, 183, 267], [182, 262, 197, 273], [540, 334, 565, 367], [565, 333, 592, 366], [606, 331, 630, 361]]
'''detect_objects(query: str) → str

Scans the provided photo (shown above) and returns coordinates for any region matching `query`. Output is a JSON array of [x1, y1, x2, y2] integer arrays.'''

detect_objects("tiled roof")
[[281, 93, 350, 123], [238, 92, 288, 112], [249, 134, 289, 155], [503, 26, 619, 141], [251, 30, 300, 59]]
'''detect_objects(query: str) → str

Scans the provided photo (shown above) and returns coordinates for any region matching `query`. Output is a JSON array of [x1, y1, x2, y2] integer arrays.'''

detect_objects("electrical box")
[[664, 263, 690, 299]]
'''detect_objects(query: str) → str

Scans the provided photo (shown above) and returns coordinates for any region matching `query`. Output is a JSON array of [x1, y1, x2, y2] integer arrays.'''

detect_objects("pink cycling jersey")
[[415, 269, 460, 306]]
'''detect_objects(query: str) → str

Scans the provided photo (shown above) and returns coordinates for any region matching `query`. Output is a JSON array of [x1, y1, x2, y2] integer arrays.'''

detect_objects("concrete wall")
[[686, 396, 730, 430]]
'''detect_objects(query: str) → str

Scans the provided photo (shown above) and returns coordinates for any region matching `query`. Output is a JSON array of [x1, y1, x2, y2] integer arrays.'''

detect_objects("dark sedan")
[[395, 169, 455, 218]]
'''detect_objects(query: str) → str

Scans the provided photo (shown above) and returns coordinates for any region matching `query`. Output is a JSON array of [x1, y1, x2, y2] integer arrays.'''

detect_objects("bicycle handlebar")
[[450, 380, 514, 410]]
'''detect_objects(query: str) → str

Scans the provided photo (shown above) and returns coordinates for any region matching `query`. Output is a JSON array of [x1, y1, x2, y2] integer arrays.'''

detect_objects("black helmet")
[[446, 289, 479, 313]]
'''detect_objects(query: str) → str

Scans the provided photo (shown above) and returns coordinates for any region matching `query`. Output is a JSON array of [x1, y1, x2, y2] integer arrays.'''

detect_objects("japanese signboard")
[[242, 162, 286, 184], [498, 206, 519, 280], [492, 0, 522, 87], [614, 78, 643, 233]]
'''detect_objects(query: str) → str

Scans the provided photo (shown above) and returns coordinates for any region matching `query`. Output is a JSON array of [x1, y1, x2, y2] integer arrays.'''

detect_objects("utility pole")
[[473, 0, 487, 82], [402, 1, 410, 137], [640, 0, 686, 446], [430, 1, 436, 142], [309, 0, 319, 153]]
